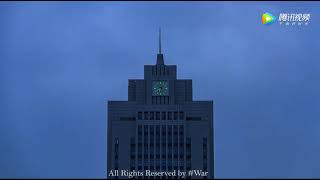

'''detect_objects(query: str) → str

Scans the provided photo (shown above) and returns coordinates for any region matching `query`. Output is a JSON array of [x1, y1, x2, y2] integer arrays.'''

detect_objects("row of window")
[[203, 137, 208, 179], [186, 137, 191, 174], [137, 125, 184, 144], [137, 111, 184, 120], [133, 165, 185, 171], [137, 125, 184, 133], [113, 138, 119, 173], [152, 64, 169, 76], [136, 159, 184, 166], [119, 116, 202, 121], [114, 137, 208, 179], [152, 96, 170, 105], [131, 125, 189, 174], [115, 136, 199, 179]]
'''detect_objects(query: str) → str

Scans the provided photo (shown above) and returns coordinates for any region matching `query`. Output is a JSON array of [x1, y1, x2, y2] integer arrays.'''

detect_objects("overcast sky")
[[1, 2, 320, 178]]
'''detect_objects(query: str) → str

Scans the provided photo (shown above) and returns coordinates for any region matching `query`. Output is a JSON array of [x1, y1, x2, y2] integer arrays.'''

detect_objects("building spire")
[[159, 28, 162, 54], [156, 27, 164, 65]]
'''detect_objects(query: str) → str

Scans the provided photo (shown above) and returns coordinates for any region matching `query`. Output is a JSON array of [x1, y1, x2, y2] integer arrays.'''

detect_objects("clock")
[[152, 81, 169, 96]]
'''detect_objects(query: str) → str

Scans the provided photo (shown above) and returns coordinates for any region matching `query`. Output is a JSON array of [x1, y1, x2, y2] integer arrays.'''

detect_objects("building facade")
[[107, 32, 214, 179]]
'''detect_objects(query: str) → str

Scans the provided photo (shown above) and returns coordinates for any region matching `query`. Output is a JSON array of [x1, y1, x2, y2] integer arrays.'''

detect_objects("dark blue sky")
[[1, 2, 320, 178]]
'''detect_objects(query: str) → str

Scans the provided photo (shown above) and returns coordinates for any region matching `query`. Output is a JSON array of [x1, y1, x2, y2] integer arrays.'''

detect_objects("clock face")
[[152, 81, 169, 96]]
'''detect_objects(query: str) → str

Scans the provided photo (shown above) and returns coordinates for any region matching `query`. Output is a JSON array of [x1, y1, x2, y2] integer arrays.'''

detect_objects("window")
[[179, 111, 184, 120], [186, 160, 191, 168], [162, 159, 166, 167], [120, 117, 136, 121], [180, 147, 184, 158], [168, 144, 172, 158], [162, 125, 166, 146], [180, 159, 184, 167], [161, 111, 166, 120], [186, 116, 202, 121], [144, 159, 148, 168], [144, 125, 149, 136], [173, 159, 178, 168], [174, 125, 178, 159], [174, 111, 178, 120], [168, 160, 172, 167], [114, 138, 119, 171], [130, 160, 135, 167], [138, 144, 142, 159], [138, 126, 142, 159], [174, 125, 178, 136], [130, 138, 136, 158], [138, 112, 142, 120], [180, 154, 184, 159], [179, 125, 184, 135], [144, 126, 148, 157], [114, 139, 119, 160], [168, 112, 172, 120], [168, 126, 172, 144], [144, 111, 148, 120], [186, 138, 191, 147], [150, 125, 154, 146], [203, 137, 208, 173], [138, 125, 142, 135], [156, 125, 160, 159], [186, 137, 192, 172], [156, 125, 160, 135], [162, 125, 166, 135], [162, 125, 166, 159]]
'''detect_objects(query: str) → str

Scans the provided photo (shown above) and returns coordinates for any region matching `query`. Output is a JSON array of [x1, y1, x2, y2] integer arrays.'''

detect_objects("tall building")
[[107, 30, 214, 179]]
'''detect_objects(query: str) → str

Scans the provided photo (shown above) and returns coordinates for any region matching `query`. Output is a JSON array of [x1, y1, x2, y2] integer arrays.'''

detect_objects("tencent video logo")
[[262, 13, 276, 25], [262, 12, 311, 26]]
